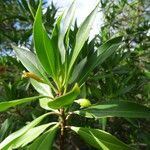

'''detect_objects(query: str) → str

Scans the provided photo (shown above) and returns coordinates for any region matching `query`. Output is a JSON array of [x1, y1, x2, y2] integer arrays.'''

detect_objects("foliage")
[[0, 0, 57, 53], [0, 0, 150, 150]]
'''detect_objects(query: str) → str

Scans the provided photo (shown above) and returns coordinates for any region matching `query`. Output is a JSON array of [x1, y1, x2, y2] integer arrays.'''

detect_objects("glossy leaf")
[[69, 57, 87, 83], [0, 96, 44, 112], [33, 0, 56, 77], [39, 98, 54, 111], [68, 3, 99, 74], [78, 37, 122, 84], [12, 122, 57, 148], [75, 101, 150, 118], [51, 14, 63, 39], [0, 113, 50, 150], [30, 79, 53, 97], [58, 0, 76, 63], [12, 45, 48, 82], [27, 124, 58, 150], [48, 83, 80, 109], [71, 126, 133, 150], [30, 79, 54, 110], [51, 14, 63, 75]]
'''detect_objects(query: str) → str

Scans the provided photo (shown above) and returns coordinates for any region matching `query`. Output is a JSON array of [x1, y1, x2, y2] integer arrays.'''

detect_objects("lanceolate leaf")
[[12, 45, 48, 82], [39, 98, 53, 110], [0, 119, 10, 141], [71, 126, 133, 150], [51, 14, 64, 75], [75, 101, 150, 118], [33, 0, 56, 77], [90, 132, 109, 150], [0, 113, 50, 150], [27, 124, 59, 150], [0, 96, 44, 112], [30, 79, 53, 97], [12, 122, 57, 149], [58, 0, 76, 63], [68, 3, 99, 75], [51, 14, 63, 39], [48, 83, 80, 109], [69, 57, 87, 83], [78, 36, 122, 85]]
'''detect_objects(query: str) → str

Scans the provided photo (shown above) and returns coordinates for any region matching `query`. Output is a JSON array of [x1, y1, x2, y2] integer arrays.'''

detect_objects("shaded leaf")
[[78, 37, 122, 85], [0, 119, 11, 141], [0, 96, 44, 112], [75, 101, 150, 118], [69, 57, 87, 83]]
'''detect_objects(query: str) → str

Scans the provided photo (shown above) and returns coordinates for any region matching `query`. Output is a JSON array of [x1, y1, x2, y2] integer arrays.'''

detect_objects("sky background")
[[47, 0, 103, 38]]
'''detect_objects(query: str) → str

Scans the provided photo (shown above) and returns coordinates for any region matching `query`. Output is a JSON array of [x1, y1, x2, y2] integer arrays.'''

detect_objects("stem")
[[59, 108, 66, 150]]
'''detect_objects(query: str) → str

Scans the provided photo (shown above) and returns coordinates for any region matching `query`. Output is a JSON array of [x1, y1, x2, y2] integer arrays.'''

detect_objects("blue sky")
[[47, 0, 103, 38]]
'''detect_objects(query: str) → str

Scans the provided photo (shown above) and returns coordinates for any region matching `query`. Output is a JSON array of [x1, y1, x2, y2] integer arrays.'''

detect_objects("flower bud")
[[75, 98, 91, 107], [22, 71, 44, 83]]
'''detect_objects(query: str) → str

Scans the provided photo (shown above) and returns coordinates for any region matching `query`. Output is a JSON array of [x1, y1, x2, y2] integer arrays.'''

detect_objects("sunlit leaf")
[[39, 98, 55, 111], [71, 126, 134, 150], [48, 83, 80, 109], [27, 124, 58, 150], [58, 0, 76, 63], [12, 122, 57, 148], [0, 113, 50, 150], [33, 0, 57, 77], [68, 3, 99, 74], [30, 79, 53, 97], [12, 45, 48, 82]]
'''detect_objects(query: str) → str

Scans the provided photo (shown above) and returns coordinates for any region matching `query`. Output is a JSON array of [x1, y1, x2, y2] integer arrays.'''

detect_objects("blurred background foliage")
[[0, 0, 150, 149]]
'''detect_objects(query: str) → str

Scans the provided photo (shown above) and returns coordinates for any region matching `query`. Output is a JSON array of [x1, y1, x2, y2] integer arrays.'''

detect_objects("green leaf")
[[30, 79, 53, 97], [12, 122, 57, 149], [78, 36, 122, 84], [33, 0, 56, 77], [68, 3, 99, 74], [27, 124, 58, 150], [51, 14, 63, 39], [48, 83, 80, 109], [69, 57, 87, 83], [0, 113, 50, 150], [75, 101, 150, 118], [0, 96, 44, 112], [12, 45, 48, 82], [71, 126, 134, 150], [144, 70, 150, 79], [39, 98, 53, 111], [51, 14, 63, 75], [0, 119, 11, 141], [58, 0, 76, 63]]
